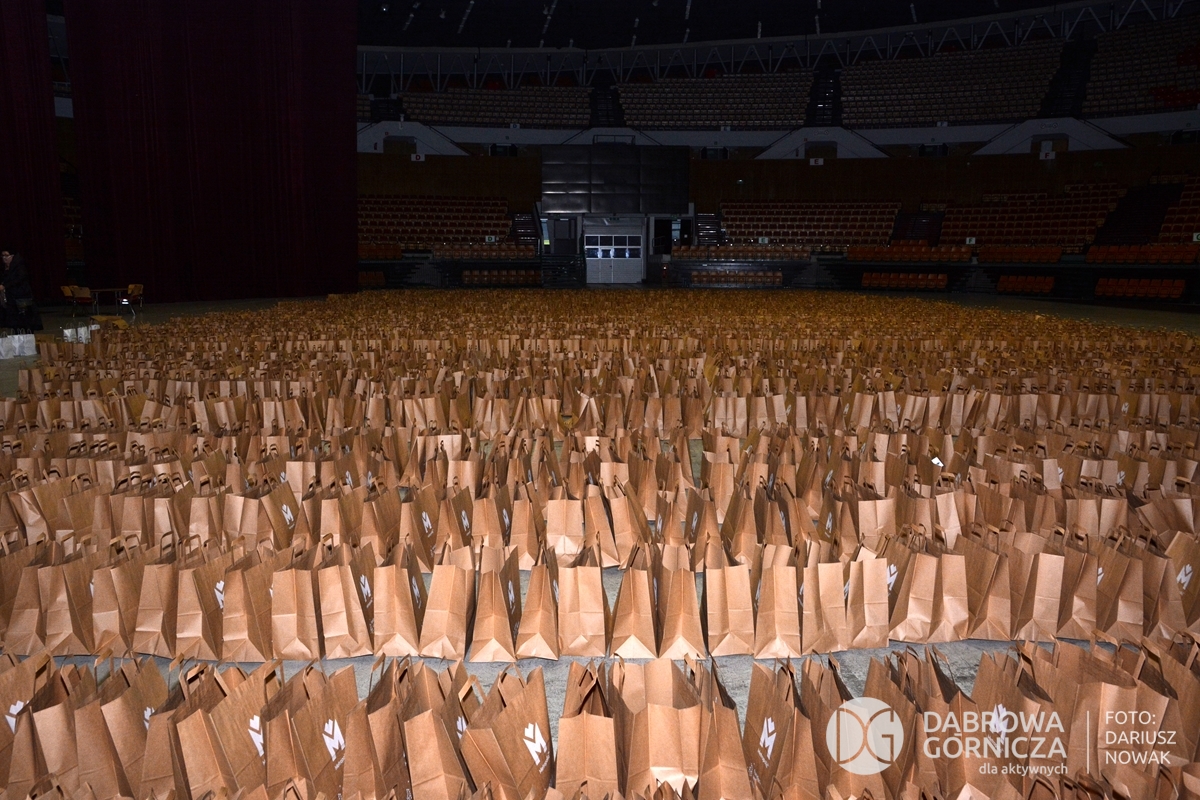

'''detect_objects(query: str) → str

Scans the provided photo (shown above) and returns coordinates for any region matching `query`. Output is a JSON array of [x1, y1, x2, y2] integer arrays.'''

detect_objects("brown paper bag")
[[613, 658, 703, 797], [611, 546, 660, 659], [319, 542, 376, 658], [515, 553, 560, 660], [459, 667, 554, 800], [272, 545, 324, 660], [657, 564, 706, 660], [753, 548, 803, 659], [701, 559, 756, 657], [419, 548, 476, 660], [469, 550, 522, 662], [558, 548, 610, 658], [374, 543, 427, 657], [557, 661, 621, 799]]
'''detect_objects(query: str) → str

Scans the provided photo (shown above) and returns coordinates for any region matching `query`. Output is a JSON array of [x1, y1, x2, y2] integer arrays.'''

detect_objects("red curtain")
[[0, 0, 66, 301], [65, 0, 357, 302]]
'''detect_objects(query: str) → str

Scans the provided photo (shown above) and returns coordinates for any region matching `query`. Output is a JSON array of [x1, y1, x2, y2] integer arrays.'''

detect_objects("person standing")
[[0, 249, 41, 332]]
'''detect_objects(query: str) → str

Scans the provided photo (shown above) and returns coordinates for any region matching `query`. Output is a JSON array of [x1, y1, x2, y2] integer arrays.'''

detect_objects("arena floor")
[[10, 286, 1199, 798]]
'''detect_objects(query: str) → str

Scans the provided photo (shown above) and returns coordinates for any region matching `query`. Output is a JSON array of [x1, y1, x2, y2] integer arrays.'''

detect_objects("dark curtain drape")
[[65, 0, 357, 302], [0, 0, 66, 302]]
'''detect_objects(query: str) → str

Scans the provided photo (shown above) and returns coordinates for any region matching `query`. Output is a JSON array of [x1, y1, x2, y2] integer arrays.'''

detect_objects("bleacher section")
[[1095, 277, 1187, 299], [720, 201, 900, 248], [1159, 176, 1200, 244], [434, 243, 537, 260], [846, 244, 970, 262], [1086, 243, 1199, 264], [1083, 16, 1200, 116], [401, 87, 591, 128], [358, 195, 512, 259], [939, 184, 1124, 250], [673, 244, 810, 261], [841, 40, 1062, 127], [618, 72, 812, 130], [860, 272, 948, 290]]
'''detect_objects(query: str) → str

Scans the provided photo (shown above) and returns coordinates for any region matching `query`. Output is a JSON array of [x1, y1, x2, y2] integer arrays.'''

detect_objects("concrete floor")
[[32, 288, 1196, 735]]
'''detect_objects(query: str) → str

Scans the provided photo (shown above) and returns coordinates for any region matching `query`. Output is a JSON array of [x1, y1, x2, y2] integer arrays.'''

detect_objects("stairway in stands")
[[590, 78, 625, 128], [510, 212, 540, 246], [1092, 183, 1185, 245], [890, 211, 944, 244], [806, 66, 842, 127], [1038, 38, 1097, 118], [695, 213, 725, 246]]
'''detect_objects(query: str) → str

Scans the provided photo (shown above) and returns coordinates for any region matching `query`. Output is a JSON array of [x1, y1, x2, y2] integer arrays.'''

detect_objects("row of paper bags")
[[6, 514, 1200, 663]]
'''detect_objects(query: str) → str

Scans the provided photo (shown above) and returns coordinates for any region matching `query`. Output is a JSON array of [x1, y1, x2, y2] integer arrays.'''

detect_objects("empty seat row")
[[673, 244, 810, 261], [462, 269, 541, 286], [1094, 277, 1186, 299], [400, 87, 591, 128], [690, 270, 783, 287], [995, 274, 1054, 294], [721, 201, 900, 249], [434, 244, 537, 260], [1159, 177, 1200, 244], [618, 72, 812, 130], [941, 184, 1124, 249], [358, 195, 514, 257], [846, 245, 971, 263], [861, 272, 948, 290], [1086, 244, 1200, 264]]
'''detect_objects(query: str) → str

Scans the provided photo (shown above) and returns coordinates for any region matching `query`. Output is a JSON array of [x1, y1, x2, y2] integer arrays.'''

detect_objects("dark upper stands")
[[1159, 176, 1200, 244], [1083, 15, 1200, 117], [401, 87, 592, 128], [841, 40, 1062, 127], [618, 72, 812, 130]]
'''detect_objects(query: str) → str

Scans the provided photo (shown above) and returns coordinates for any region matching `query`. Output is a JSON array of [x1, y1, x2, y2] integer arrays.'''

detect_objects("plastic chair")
[[67, 286, 97, 316]]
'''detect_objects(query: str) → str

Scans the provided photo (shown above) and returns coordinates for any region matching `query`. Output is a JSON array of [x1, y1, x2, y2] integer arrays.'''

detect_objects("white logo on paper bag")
[[797, 584, 804, 608], [1116, 470, 1126, 486], [460, 509, 471, 532], [421, 511, 433, 534], [280, 471, 287, 483], [322, 719, 345, 761], [826, 697, 904, 776], [502, 509, 510, 531], [825, 513, 833, 532], [89, 579, 94, 597], [844, 581, 850, 601], [360, 575, 373, 606], [508, 580, 516, 609], [143, 706, 152, 730], [411, 575, 421, 601], [214, 580, 225, 609], [248, 714, 265, 758], [523, 723, 549, 770], [1097, 566, 1105, 586], [887, 563, 899, 593], [456, 715, 467, 738], [760, 717, 777, 759], [345, 470, 354, 487], [282, 505, 295, 528], [6, 700, 25, 732], [1179, 564, 1194, 591]]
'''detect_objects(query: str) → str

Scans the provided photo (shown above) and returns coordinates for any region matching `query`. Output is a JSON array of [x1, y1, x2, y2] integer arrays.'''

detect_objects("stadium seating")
[[841, 40, 1062, 128], [939, 184, 1124, 250], [976, 245, 1063, 263], [1158, 176, 1200, 244], [672, 243, 810, 261], [462, 269, 541, 286], [1086, 243, 1200, 264], [1083, 15, 1200, 116], [358, 195, 512, 258], [860, 272, 948, 290], [846, 244, 971, 262], [1094, 277, 1186, 299], [357, 270, 387, 288], [401, 86, 591, 128], [618, 71, 812, 130], [689, 269, 783, 287], [995, 274, 1054, 294], [721, 201, 900, 248], [434, 243, 537, 260]]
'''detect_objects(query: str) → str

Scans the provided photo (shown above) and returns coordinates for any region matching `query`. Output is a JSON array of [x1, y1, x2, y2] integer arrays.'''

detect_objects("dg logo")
[[826, 697, 905, 776]]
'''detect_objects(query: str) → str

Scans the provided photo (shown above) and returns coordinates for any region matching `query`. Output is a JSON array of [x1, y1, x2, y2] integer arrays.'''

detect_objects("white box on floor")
[[0, 334, 36, 358]]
